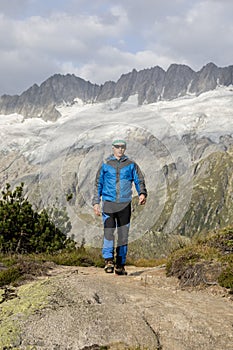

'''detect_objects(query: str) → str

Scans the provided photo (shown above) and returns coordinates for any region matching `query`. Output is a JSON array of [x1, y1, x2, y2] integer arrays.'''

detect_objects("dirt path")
[[2, 265, 233, 350]]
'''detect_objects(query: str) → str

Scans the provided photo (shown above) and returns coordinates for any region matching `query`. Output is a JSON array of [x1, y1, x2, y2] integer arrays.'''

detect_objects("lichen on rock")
[[0, 279, 52, 349]]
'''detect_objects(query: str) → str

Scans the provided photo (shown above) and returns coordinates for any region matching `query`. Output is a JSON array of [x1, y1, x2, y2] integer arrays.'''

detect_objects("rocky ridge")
[[0, 62, 232, 121]]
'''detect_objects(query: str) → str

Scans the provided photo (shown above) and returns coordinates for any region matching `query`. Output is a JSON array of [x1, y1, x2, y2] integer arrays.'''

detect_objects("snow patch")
[[0, 113, 24, 125]]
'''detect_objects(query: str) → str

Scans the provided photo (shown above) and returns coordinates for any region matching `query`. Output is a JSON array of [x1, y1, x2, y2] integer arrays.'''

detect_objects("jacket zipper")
[[116, 160, 120, 202]]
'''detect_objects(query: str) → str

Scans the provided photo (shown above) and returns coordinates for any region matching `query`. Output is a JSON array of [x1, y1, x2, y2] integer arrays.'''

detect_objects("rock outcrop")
[[1, 265, 232, 350]]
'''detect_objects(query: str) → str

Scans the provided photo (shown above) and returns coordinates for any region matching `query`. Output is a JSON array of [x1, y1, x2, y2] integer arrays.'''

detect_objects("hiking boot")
[[104, 260, 114, 273], [115, 265, 127, 275]]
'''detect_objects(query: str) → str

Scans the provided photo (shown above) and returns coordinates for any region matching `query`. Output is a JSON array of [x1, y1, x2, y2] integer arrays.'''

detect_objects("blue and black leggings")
[[102, 201, 131, 266]]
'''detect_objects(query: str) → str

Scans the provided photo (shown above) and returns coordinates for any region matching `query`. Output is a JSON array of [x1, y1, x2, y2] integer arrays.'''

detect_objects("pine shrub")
[[0, 183, 70, 254]]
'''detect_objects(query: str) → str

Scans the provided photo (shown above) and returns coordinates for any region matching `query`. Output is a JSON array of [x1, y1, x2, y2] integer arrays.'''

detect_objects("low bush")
[[218, 266, 233, 291], [42, 247, 104, 267], [166, 226, 233, 292], [0, 183, 72, 254]]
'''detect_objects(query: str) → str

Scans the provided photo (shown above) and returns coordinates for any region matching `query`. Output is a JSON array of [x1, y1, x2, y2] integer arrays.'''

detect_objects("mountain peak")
[[167, 63, 194, 72], [203, 62, 218, 69]]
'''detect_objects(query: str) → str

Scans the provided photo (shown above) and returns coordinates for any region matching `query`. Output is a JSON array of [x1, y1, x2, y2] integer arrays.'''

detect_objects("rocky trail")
[[1, 265, 233, 350]]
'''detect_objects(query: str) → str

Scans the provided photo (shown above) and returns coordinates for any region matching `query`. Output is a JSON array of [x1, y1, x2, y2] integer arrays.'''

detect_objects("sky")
[[0, 0, 232, 96]]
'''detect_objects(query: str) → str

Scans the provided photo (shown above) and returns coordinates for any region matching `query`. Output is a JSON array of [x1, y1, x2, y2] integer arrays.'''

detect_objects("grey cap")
[[112, 139, 127, 146]]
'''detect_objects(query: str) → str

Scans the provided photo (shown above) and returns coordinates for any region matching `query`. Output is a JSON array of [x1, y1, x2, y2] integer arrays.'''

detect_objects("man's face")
[[112, 144, 126, 159]]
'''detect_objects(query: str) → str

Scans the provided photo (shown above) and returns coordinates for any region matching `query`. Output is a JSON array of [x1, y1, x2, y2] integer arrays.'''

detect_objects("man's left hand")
[[139, 194, 146, 205]]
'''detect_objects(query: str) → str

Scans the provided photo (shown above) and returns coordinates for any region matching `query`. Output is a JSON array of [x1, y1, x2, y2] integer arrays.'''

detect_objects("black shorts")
[[103, 201, 131, 228]]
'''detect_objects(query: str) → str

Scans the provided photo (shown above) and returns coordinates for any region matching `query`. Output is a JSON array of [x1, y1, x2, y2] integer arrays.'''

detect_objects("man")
[[92, 139, 147, 275]]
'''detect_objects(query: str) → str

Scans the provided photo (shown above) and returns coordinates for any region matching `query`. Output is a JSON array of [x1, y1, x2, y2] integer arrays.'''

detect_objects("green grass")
[[127, 257, 167, 267], [0, 246, 104, 287], [0, 266, 22, 287], [42, 246, 104, 267], [0, 245, 169, 288]]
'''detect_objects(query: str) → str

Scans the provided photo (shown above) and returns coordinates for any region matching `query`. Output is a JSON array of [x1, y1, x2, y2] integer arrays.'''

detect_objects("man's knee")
[[104, 228, 115, 241]]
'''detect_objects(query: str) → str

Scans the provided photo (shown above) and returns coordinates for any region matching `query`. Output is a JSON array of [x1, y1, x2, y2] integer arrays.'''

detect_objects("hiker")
[[92, 139, 147, 275]]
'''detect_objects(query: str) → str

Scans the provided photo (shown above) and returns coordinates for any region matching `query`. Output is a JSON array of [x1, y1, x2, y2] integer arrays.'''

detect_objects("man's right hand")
[[93, 204, 101, 216]]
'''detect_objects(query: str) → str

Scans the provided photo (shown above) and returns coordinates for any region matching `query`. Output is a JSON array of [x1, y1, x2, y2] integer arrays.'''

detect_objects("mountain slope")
[[0, 85, 233, 249], [153, 148, 233, 237]]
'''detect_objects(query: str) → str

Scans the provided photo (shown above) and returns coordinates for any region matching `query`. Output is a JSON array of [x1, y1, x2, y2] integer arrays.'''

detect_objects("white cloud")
[[67, 48, 173, 84], [142, 0, 233, 69], [0, 0, 232, 95], [0, 0, 30, 17]]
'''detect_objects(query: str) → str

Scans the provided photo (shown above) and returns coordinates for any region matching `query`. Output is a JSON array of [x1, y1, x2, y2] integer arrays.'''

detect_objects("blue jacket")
[[92, 154, 147, 204]]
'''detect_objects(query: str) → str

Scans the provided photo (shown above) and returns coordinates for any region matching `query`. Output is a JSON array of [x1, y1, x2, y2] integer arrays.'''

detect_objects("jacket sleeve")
[[92, 163, 104, 205], [133, 162, 147, 197]]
